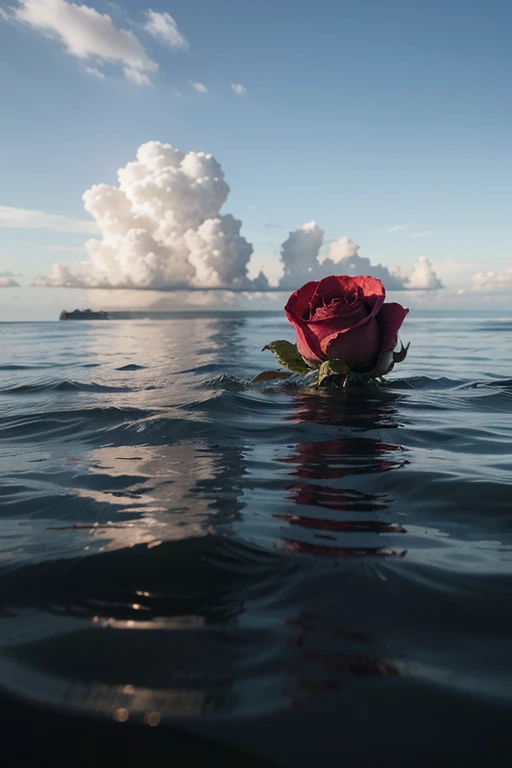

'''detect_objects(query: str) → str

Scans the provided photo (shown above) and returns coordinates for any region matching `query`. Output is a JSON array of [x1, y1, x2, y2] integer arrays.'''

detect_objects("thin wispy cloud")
[[190, 81, 207, 93], [85, 66, 105, 80], [10, 0, 158, 85], [408, 231, 436, 239], [386, 224, 407, 232], [124, 68, 152, 86], [231, 83, 248, 96], [143, 10, 188, 50], [0, 205, 99, 234], [0, 8, 10, 21]]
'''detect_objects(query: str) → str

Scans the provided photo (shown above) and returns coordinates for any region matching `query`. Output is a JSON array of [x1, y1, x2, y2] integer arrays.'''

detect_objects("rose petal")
[[350, 276, 386, 311], [285, 280, 319, 320], [310, 300, 368, 325], [294, 323, 325, 362], [311, 276, 385, 357], [377, 303, 409, 352], [285, 281, 325, 361], [325, 315, 382, 371]]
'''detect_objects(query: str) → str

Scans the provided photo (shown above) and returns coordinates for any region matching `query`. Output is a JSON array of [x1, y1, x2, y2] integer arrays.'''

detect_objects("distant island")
[[59, 309, 109, 320]]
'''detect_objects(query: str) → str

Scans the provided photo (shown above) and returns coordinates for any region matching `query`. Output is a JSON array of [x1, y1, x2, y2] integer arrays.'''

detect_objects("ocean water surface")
[[0, 310, 511, 764]]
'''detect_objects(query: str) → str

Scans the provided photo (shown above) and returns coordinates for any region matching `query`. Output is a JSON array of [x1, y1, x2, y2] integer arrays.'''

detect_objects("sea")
[[0, 310, 511, 765]]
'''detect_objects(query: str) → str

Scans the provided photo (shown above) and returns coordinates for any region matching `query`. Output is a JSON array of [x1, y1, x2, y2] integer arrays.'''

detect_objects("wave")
[[0, 406, 157, 440], [0, 380, 133, 395]]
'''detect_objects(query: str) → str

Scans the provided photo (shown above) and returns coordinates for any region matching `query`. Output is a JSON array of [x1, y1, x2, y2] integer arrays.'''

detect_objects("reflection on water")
[[270, 388, 408, 558], [279, 437, 407, 479], [69, 442, 234, 550], [284, 612, 400, 708]]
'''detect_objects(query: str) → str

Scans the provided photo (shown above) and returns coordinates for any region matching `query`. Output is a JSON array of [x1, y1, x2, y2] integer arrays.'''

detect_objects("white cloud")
[[231, 83, 247, 96], [24, 136, 444, 295], [325, 236, 359, 263], [322, 238, 407, 290], [406, 255, 443, 289], [0, 8, 11, 21], [143, 10, 188, 50], [190, 81, 207, 93], [12, 0, 158, 84], [278, 221, 325, 288], [85, 66, 105, 79], [34, 262, 83, 287], [174, 89, 182, 97], [278, 228, 443, 291], [124, 67, 152, 86], [425, 258, 481, 291], [0, 276, 20, 287], [472, 267, 512, 292], [0, 205, 99, 233], [386, 224, 407, 232], [408, 231, 436, 239], [35, 140, 268, 291]]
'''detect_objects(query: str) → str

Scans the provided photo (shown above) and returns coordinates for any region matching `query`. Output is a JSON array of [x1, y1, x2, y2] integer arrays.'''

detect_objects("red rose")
[[285, 275, 408, 372]]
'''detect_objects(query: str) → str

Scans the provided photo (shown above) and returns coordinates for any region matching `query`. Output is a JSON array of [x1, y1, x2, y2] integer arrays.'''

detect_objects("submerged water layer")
[[0, 312, 511, 764]]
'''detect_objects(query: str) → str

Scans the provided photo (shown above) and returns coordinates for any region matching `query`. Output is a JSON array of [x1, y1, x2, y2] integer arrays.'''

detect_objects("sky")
[[0, 0, 511, 319]]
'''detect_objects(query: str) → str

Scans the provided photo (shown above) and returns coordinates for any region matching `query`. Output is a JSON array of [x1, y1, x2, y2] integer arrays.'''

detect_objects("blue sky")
[[0, 0, 511, 318]]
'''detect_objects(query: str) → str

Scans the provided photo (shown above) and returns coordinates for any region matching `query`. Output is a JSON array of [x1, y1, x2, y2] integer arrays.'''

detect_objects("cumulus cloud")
[[0, 273, 20, 287], [85, 66, 105, 79], [34, 263, 82, 287], [472, 267, 512, 292], [190, 81, 207, 93], [11, 0, 158, 84], [322, 238, 407, 290], [26, 137, 443, 295], [143, 10, 188, 50], [0, 205, 98, 233], [324, 235, 359, 264], [277, 227, 443, 291], [231, 83, 247, 96], [405, 255, 443, 289], [35, 140, 269, 291], [279, 221, 324, 288]]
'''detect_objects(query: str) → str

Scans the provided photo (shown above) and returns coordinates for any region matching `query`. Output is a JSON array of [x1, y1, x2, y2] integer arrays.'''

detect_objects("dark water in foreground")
[[0, 311, 511, 764]]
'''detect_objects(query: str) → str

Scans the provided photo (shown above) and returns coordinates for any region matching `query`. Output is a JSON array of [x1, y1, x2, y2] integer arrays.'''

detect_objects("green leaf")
[[262, 340, 311, 374], [317, 361, 333, 386], [327, 359, 350, 375], [317, 359, 350, 387]]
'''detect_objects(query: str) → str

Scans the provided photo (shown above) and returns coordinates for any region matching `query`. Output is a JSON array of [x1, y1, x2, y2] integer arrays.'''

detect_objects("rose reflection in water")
[[283, 613, 400, 708], [275, 389, 408, 557], [277, 393, 409, 698]]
